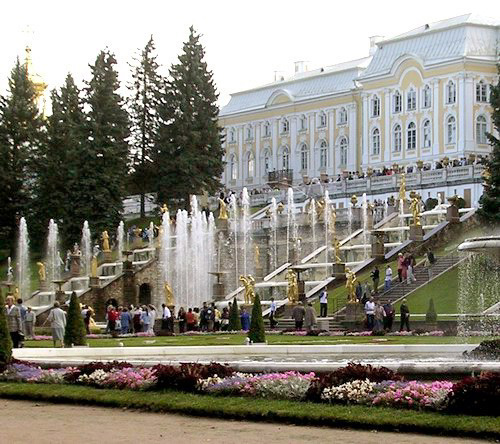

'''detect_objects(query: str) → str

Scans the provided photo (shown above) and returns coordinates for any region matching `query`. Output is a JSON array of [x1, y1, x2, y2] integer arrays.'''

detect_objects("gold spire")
[[24, 44, 48, 116]]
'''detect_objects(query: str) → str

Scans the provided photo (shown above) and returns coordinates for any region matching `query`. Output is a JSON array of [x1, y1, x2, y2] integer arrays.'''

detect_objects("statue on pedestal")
[[218, 198, 228, 220], [91, 255, 98, 278], [410, 194, 422, 226], [72, 243, 81, 256], [101, 231, 111, 252], [36, 262, 46, 282], [333, 237, 342, 264], [285, 269, 299, 304], [345, 268, 357, 303], [160, 203, 169, 214], [164, 281, 175, 306], [239, 275, 255, 304]]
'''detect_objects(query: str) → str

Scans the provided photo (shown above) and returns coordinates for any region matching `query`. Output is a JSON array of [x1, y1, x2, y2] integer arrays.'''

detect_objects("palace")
[[219, 14, 499, 207]]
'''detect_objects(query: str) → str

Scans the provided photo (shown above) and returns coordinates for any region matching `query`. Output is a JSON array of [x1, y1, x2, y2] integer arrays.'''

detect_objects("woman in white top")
[[384, 266, 393, 292]]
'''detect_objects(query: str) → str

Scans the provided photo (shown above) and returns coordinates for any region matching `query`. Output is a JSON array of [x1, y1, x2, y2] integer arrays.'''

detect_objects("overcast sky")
[[1, 0, 498, 107]]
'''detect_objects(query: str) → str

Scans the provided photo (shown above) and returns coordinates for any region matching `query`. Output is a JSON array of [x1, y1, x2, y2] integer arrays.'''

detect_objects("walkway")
[[0, 399, 485, 444]]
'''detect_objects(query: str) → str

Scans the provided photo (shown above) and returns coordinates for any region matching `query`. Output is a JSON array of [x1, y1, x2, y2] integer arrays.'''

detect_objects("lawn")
[[22, 333, 485, 348], [0, 383, 497, 439]]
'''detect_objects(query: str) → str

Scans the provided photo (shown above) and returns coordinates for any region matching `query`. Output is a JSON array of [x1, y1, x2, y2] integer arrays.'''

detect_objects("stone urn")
[[416, 160, 424, 170], [442, 156, 450, 167]]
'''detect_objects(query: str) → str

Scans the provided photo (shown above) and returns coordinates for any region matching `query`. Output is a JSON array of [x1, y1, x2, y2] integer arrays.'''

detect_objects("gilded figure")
[[164, 281, 175, 306], [36, 262, 46, 281], [345, 268, 357, 303], [239, 275, 255, 304], [218, 198, 228, 220], [101, 231, 110, 252], [285, 269, 299, 304]]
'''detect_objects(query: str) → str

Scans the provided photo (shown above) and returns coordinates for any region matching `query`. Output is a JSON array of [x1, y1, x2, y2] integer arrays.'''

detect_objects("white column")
[[238, 127, 244, 187], [272, 119, 279, 171], [464, 74, 474, 151], [458, 74, 466, 151], [290, 116, 297, 182], [432, 79, 440, 156], [309, 113, 315, 176], [361, 94, 369, 168], [384, 88, 391, 163], [328, 109, 335, 175], [349, 102, 359, 172], [255, 124, 261, 187]]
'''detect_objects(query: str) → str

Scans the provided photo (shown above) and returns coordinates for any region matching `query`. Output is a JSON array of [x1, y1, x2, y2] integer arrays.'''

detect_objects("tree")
[[128, 36, 163, 218], [64, 291, 87, 347], [425, 298, 437, 324], [85, 49, 130, 235], [478, 65, 500, 224], [0, 58, 44, 250], [154, 27, 224, 207], [228, 297, 241, 331], [248, 294, 266, 343], [0, 291, 13, 367]]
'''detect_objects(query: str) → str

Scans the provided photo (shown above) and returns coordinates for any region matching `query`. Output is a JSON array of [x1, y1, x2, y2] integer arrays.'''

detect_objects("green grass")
[[0, 383, 497, 439], [22, 333, 485, 348]]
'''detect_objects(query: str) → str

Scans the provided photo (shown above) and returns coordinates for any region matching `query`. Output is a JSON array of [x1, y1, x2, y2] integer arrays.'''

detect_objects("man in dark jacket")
[[292, 302, 306, 331], [399, 299, 410, 332]]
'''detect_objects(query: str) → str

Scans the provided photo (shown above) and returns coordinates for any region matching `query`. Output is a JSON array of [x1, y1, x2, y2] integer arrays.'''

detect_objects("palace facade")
[[219, 14, 499, 205]]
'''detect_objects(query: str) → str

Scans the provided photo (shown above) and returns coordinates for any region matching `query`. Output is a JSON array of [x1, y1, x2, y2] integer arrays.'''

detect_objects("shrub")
[[228, 298, 241, 331], [463, 339, 500, 360], [0, 292, 12, 369], [447, 372, 500, 416], [425, 298, 437, 323], [425, 197, 438, 211], [248, 294, 265, 343], [64, 292, 87, 347]]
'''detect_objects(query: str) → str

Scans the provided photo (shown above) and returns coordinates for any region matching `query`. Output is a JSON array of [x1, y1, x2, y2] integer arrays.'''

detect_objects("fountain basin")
[[458, 236, 500, 259]]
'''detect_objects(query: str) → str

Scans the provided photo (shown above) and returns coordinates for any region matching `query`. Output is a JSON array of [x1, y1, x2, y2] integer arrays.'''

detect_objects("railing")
[[268, 169, 293, 184]]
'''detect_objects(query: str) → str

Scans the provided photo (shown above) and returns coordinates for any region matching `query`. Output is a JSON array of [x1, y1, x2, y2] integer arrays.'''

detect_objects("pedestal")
[[90, 276, 100, 288], [371, 231, 385, 259], [212, 282, 226, 301], [103, 250, 113, 262], [446, 205, 460, 224], [254, 266, 264, 281], [70, 254, 81, 277], [216, 219, 228, 231], [409, 224, 424, 241], [351, 207, 362, 225], [298, 280, 306, 303], [344, 302, 364, 323], [332, 263, 346, 279], [55, 290, 66, 305], [39, 280, 49, 291]]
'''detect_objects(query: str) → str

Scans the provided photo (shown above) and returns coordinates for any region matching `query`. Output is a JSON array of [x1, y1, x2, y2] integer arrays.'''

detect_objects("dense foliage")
[[0, 292, 13, 368], [64, 292, 88, 347], [248, 294, 266, 343], [228, 298, 241, 331]]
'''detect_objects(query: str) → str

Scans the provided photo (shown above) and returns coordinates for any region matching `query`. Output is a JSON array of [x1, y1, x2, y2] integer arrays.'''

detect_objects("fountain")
[[398, 199, 405, 243], [241, 187, 251, 276], [229, 193, 239, 288], [362, 193, 369, 260], [323, 190, 331, 264], [116, 221, 125, 262], [286, 188, 297, 263], [269, 198, 278, 272], [310, 199, 317, 252], [16, 217, 30, 300], [148, 221, 155, 246], [81, 221, 92, 276], [46, 219, 60, 289], [7, 257, 13, 282]]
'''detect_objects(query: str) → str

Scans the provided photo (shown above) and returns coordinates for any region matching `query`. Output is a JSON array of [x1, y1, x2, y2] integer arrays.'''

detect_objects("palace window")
[[245, 124, 253, 141], [476, 115, 488, 144], [319, 140, 328, 168], [318, 111, 327, 128], [263, 150, 271, 174], [339, 137, 348, 165], [393, 91, 402, 113], [446, 81, 456, 104], [280, 118, 289, 134], [422, 119, 432, 148], [407, 122, 416, 150], [246, 152, 255, 178], [423, 85, 432, 108], [338, 107, 347, 125], [229, 154, 237, 180], [371, 95, 380, 117], [476, 81, 488, 102], [407, 88, 416, 111], [446, 116, 456, 144], [281, 146, 290, 169], [228, 128, 236, 143], [299, 114, 307, 131], [263, 121, 271, 137], [372, 128, 380, 155], [300, 143, 308, 170], [393, 124, 402, 152]]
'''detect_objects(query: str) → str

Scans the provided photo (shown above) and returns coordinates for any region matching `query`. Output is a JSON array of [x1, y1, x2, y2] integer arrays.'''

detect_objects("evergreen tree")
[[128, 36, 163, 217], [155, 27, 224, 207], [248, 294, 266, 343], [425, 298, 437, 323], [0, 58, 44, 249], [0, 291, 13, 367], [64, 291, 87, 347], [478, 65, 500, 225], [228, 297, 241, 331], [85, 49, 130, 235]]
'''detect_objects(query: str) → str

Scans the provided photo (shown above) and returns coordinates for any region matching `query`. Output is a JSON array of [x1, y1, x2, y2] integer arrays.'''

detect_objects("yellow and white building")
[[219, 14, 499, 201]]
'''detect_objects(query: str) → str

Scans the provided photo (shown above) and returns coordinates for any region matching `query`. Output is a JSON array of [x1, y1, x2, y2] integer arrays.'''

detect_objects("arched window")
[[338, 107, 347, 125], [300, 143, 308, 171], [476, 115, 488, 144], [245, 124, 253, 141], [280, 118, 289, 134], [423, 85, 432, 108], [372, 128, 380, 155], [339, 138, 348, 166], [446, 116, 456, 144], [299, 114, 307, 131], [371, 95, 380, 117], [407, 88, 416, 111], [228, 128, 236, 143], [393, 124, 402, 152], [281, 146, 289, 170], [319, 140, 328, 168], [407, 122, 416, 150], [476, 81, 488, 102], [246, 152, 255, 178], [262, 150, 271, 174], [263, 121, 271, 137], [422, 119, 432, 148], [446, 81, 456, 104], [229, 154, 237, 180], [393, 91, 402, 113], [318, 111, 327, 128]]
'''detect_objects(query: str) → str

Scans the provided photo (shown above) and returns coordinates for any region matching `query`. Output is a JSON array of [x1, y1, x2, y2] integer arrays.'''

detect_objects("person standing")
[[24, 307, 36, 339], [5, 296, 23, 348], [178, 307, 187, 333], [240, 308, 250, 331], [161, 304, 171, 331], [106, 305, 119, 333], [220, 307, 230, 331], [319, 287, 328, 317], [120, 307, 132, 335], [384, 265, 393, 292], [292, 302, 306, 331], [364, 297, 375, 330], [400, 299, 411, 332], [397, 253, 404, 282], [44, 301, 67, 348], [132, 306, 142, 333], [374, 302, 385, 332], [371, 266, 380, 294], [199, 302, 208, 332], [269, 297, 278, 329], [16, 298, 27, 335], [148, 305, 157, 334], [140, 306, 151, 333], [84, 308, 93, 334], [355, 281, 363, 303], [214, 305, 221, 331], [186, 308, 196, 331], [407, 255, 417, 284], [207, 303, 215, 332], [304, 303, 317, 332], [383, 300, 395, 331]]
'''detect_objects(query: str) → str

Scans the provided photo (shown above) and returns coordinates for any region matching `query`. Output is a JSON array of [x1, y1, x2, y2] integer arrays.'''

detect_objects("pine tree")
[[248, 294, 266, 343], [64, 291, 87, 347], [478, 64, 500, 225], [0, 58, 44, 250], [425, 298, 437, 323], [85, 50, 130, 235], [0, 291, 13, 367], [228, 297, 241, 331], [128, 36, 163, 218], [154, 27, 224, 207]]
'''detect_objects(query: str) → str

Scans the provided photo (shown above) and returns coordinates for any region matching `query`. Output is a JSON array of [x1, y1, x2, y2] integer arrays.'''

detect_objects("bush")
[[447, 372, 500, 416], [425, 298, 437, 323], [228, 298, 241, 331], [306, 362, 402, 402], [64, 292, 87, 347], [248, 294, 265, 343], [425, 197, 438, 211], [0, 292, 13, 369], [463, 339, 500, 360]]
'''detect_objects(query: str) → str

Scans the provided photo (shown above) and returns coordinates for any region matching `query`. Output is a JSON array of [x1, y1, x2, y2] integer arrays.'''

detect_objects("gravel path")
[[0, 399, 486, 444]]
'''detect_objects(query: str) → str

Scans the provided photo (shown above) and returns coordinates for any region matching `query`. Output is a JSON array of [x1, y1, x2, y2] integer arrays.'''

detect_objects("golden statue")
[[316, 198, 325, 220], [410, 194, 422, 226], [101, 231, 110, 252], [285, 269, 299, 304], [160, 203, 169, 214], [345, 268, 357, 303], [14, 287, 20, 299], [329, 208, 337, 234], [218, 198, 228, 220], [333, 237, 342, 264], [164, 281, 175, 306], [398, 173, 406, 202], [91, 256, 98, 278], [36, 262, 46, 281], [254, 244, 261, 268], [239, 275, 255, 304]]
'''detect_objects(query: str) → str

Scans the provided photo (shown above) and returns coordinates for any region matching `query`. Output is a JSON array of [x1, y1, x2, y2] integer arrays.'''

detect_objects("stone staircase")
[[263, 317, 344, 332]]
